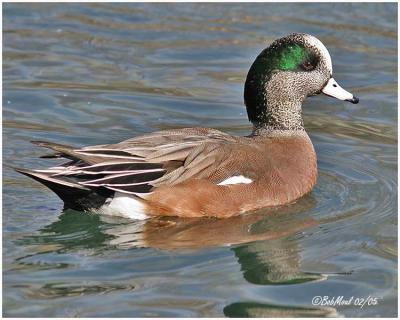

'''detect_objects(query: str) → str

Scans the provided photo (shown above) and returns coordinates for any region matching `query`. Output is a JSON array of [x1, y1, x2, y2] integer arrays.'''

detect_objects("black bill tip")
[[345, 96, 359, 104]]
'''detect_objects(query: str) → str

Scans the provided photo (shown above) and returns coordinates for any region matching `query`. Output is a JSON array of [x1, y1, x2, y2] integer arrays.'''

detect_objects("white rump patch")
[[217, 175, 253, 186], [304, 34, 333, 75], [99, 192, 148, 220]]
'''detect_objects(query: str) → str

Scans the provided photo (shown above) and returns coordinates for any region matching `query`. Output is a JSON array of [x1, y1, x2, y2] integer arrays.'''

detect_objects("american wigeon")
[[17, 33, 359, 220]]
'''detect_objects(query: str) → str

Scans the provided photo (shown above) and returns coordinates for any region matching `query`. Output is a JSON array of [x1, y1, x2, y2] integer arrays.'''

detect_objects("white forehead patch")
[[304, 34, 333, 75]]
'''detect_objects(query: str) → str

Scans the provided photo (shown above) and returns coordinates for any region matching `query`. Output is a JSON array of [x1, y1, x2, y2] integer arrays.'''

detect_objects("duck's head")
[[244, 33, 359, 131]]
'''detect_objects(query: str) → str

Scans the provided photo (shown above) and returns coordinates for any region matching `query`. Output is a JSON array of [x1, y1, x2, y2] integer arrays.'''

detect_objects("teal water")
[[3, 3, 397, 317]]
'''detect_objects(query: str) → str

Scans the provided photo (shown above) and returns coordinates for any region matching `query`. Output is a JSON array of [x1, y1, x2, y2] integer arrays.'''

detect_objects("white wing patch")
[[99, 192, 148, 220], [217, 175, 253, 186], [98, 176, 253, 219]]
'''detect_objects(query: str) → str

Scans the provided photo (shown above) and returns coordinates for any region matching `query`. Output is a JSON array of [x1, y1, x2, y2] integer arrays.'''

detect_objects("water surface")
[[3, 3, 397, 317]]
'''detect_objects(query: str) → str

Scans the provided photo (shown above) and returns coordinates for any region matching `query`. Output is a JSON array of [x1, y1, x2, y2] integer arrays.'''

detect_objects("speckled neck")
[[251, 125, 306, 137], [244, 56, 307, 133], [250, 99, 305, 135]]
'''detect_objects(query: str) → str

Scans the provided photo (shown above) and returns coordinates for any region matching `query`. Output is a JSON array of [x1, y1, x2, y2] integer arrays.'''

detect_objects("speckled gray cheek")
[[251, 67, 329, 133], [304, 69, 329, 96]]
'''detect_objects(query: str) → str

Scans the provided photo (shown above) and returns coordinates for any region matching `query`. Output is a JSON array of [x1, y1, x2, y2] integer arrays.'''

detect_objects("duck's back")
[[144, 132, 317, 218]]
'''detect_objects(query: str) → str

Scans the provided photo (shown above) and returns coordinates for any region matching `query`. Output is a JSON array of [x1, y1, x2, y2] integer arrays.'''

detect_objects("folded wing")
[[18, 128, 237, 206]]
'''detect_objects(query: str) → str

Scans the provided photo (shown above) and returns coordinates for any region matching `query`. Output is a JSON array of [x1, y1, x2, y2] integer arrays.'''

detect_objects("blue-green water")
[[3, 3, 397, 317]]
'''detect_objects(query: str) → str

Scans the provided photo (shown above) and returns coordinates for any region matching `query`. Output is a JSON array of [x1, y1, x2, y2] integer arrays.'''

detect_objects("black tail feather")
[[15, 168, 112, 210]]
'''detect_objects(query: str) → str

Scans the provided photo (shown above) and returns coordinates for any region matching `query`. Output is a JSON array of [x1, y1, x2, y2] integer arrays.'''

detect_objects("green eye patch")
[[250, 42, 317, 77], [277, 45, 308, 70]]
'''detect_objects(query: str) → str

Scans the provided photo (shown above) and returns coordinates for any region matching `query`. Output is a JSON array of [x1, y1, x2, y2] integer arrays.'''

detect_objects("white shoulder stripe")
[[217, 175, 253, 186]]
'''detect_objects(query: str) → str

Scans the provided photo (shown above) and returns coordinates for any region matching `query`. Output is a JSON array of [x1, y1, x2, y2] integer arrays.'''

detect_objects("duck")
[[16, 33, 359, 220]]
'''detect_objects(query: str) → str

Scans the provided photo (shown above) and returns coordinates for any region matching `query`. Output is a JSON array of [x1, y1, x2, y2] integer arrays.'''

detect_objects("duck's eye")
[[301, 61, 314, 71]]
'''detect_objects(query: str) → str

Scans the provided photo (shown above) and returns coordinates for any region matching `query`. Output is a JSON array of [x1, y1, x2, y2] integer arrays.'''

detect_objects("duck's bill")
[[322, 78, 359, 104]]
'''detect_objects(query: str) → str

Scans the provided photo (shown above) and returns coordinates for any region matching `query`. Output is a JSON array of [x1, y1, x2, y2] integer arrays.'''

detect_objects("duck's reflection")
[[102, 208, 317, 251], [101, 195, 318, 250], [16, 194, 336, 316], [100, 195, 325, 285], [223, 301, 338, 318], [232, 236, 325, 285], [22, 195, 326, 288]]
